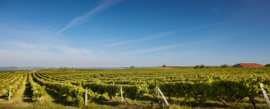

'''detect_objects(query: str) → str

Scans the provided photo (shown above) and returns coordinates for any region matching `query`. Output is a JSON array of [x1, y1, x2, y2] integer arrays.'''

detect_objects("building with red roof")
[[231, 63, 265, 68]]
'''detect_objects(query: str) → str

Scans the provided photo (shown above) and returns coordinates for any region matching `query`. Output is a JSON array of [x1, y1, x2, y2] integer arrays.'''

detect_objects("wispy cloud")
[[0, 41, 42, 49], [52, 45, 92, 55], [108, 39, 116, 41], [0, 24, 117, 67], [0, 48, 116, 67], [120, 38, 218, 55], [0, 24, 92, 56], [109, 22, 222, 47], [0, 41, 92, 56], [58, 0, 122, 33], [176, 22, 222, 32], [121, 44, 187, 55], [109, 31, 177, 46]]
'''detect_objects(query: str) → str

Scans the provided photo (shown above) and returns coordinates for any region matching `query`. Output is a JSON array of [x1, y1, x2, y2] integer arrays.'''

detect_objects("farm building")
[[231, 63, 265, 68]]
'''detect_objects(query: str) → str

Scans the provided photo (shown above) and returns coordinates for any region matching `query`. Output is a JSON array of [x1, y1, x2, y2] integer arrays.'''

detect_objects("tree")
[[71, 67, 75, 72], [58, 67, 63, 72], [130, 66, 135, 69], [194, 65, 200, 69], [265, 64, 270, 67], [63, 67, 69, 71], [163, 64, 166, 67], [200, 64, 205, 69], [206, 66, 210, 68], [221, 64, 230, 68]]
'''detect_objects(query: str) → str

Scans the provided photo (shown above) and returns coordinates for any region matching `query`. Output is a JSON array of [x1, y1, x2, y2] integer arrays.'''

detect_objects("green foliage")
[[31, 67, 270, 107], [58, 67, 75, 72], [33, 86, 46, 98], [130, 66, 135, 69], [6, 88, 17, 98], [28, 73, 46, 101], [159, 77, 263, 104], [58, 67, 63, 72], [69, 87, 85, 107], [2, 72, 27, 99], [122, 84, 148, 100], [221, 64, 231, 68], [265, 64, 270, 67], [163, 64, 166, 67], [194, 65, 200, 69], [194, 65, 208, 69], [32, 72, 96, 107], [200, 64, 205, 68], [147, 82, 158, 94], [63, 67, 69, 71], [104, 85, 120, 99]]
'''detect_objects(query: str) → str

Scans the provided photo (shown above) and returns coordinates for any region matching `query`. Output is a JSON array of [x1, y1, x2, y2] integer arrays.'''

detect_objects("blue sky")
[[0, 0, 269, 67]]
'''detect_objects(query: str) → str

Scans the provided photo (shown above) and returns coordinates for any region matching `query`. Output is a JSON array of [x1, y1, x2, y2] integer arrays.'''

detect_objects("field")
[[0, 67, 270, 109]]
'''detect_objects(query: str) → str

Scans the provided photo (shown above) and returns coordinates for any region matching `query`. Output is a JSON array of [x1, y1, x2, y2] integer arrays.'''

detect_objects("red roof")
[[238, 63, 265, 67]]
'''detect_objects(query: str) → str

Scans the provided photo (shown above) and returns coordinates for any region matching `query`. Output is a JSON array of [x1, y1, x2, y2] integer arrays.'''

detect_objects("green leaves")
[[122, 84, 148, 100], [31, 67, 270, 107], [32, 72, 90, 107]]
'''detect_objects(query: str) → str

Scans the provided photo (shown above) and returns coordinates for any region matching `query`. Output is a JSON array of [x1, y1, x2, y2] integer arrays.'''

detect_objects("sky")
[[0, 0, 270, 67]]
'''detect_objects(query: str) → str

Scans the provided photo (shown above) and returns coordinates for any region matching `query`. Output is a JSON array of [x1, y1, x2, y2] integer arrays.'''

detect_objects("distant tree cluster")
[[221, 64, 231, 68], [130, 66, 135, 69], [265, 64, 270, 67], [58, 67, 75, 72], [163, 64, 166, 67], [194, 64, 210, 69]]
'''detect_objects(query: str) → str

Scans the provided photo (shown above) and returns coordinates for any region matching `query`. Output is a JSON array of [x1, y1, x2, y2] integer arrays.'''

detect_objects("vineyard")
[[0, 67, 270, 109]]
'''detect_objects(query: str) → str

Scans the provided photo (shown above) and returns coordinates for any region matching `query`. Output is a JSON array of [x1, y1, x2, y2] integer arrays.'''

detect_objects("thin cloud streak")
[[176, 22, 224, 32], [108, 31, 177, 46], [0, 24, 92, 56], [0, 41, 92, 55], [58, 0, 122, 33], [120, 38, 218, 55], [121, 44, 187, 55], [109, 22, 222, 47]]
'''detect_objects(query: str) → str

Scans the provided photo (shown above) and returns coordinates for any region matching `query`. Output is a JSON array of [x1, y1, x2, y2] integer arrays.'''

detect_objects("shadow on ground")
[[22, 82, 33, 102], [44, 87, 74, 107], [0, 95, 7, 99], [92, 97, 123, 107]]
